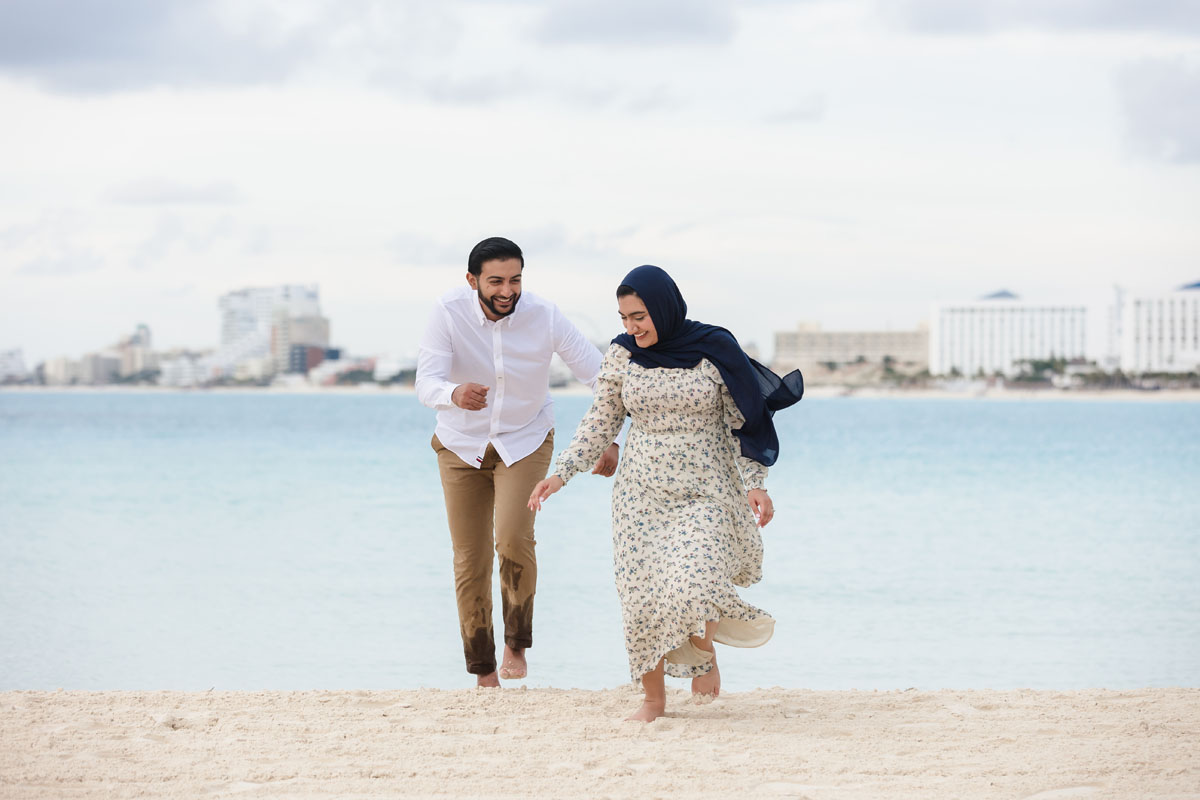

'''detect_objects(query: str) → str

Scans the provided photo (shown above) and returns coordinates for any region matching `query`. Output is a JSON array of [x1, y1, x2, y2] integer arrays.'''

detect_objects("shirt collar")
[[471, 295, 519, 327], [471, 295, 488, 326]]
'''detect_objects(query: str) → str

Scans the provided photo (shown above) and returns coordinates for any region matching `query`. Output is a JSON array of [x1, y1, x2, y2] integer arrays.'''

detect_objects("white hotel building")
[[1118, 281, 1200, 374], [930, 291, 1087, 377], [0, 349, 26, 382], [213, 285, 323, 375], [220, 285, 321, 352]]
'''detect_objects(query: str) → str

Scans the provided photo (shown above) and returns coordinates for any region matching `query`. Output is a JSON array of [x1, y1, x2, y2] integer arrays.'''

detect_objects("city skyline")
[[9, 276, 1199, 382], [1, 1, 1198, 366]]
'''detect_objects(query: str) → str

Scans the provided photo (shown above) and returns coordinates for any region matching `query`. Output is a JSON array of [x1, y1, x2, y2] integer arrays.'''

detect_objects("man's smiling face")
[[468, 257, 523, 321]]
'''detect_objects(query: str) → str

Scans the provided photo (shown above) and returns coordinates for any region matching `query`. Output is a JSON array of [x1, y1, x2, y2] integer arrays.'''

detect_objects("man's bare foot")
[[498, 645, 527, 680], [625, 699, 666, 723], [477, 672, 500, 688], [691, 658, 720, 699]]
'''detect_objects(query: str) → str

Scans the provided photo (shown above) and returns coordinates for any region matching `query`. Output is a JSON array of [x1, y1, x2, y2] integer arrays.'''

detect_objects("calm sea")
[[1, 391, 1198, 691]]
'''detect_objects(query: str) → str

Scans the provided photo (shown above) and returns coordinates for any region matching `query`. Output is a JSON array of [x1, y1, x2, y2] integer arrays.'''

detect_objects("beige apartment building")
[[773, 322, 929, 373]]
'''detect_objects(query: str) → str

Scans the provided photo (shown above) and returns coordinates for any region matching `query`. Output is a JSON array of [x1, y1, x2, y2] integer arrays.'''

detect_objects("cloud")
[[625, 85, 684, 114], [884, 0, 1200, 35], [129, 214, 262, 270], [392, 233, 467, 267], [2, 209, 106, 277], [507, 223, 632, 263], [0, 220, 41, 248], [243, 226, 272, 256], [109, 179, 242, 205], [18, 248, 105, 276], [0, 0, 316, 93], [417, 71, 535, 106], [0, 0, 701, 115], [409, 72, 685, 114], [765, 93, 827, 124], [1116, 57, 1200, 164], [534, 0, 737, 46], [392, 224, 634, 270], [0, 0, 476, 96]]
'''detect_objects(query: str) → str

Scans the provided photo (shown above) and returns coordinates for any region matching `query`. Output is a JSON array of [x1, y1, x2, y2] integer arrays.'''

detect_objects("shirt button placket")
[[491, 324, 503, 439]]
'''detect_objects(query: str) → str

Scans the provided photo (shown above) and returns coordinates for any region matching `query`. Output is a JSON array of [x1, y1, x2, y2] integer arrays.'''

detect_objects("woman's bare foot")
[[625, 699, 666, 723], [691, 654, 720, 699], [627, 658, 667, 722], [498, 645, 527, 680], [476, 671, 501, 688]]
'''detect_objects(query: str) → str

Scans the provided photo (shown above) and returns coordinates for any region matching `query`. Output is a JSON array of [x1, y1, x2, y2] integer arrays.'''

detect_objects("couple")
[[415, 236, 803, 722]]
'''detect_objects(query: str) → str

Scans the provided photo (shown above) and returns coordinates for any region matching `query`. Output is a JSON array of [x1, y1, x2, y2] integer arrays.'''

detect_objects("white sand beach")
[[3, 687, 1197, 799]]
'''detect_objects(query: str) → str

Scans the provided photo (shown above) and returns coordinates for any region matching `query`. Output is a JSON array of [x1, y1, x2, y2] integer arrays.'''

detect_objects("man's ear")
[[466, 272, 478, 290]]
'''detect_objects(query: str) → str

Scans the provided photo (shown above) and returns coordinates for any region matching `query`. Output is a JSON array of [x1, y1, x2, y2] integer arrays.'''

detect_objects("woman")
[[527, 265, 803, 722]]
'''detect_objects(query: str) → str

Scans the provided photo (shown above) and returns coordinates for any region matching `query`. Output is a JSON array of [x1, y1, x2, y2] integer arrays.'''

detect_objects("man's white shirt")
[[416, 286, 609, 468]]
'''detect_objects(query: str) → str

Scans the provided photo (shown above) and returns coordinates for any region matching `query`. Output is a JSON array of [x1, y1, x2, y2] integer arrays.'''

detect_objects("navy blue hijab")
[[611, 265, 804, 466]]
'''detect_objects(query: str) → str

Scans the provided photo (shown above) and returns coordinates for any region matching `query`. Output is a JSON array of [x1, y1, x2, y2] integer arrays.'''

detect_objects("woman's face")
[[618, 294, 658, 347]]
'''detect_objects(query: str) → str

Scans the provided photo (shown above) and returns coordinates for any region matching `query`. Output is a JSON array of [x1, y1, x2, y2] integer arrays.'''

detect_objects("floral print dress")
[[553, 343, 775, 682]]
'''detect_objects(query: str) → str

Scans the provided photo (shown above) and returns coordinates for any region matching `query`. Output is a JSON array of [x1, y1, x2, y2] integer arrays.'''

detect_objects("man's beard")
[[479, 289, 520, 318]]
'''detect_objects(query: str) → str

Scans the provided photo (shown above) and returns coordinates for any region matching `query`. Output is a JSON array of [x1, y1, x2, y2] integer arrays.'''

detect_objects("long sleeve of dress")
[[703, 360, 768, 492], [552, 344, 629, 485]]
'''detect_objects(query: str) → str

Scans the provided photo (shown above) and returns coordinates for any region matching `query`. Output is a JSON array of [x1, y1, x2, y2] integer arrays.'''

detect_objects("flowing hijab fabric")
[[611, 265, 804, 466]]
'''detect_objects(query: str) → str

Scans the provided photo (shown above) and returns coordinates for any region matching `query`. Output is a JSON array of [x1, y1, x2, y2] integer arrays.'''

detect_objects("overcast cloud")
[[535, 0, 737, 45], [0, 0, 314, 93], [1, 0, 1197, 365], [1117, 57, 1200, 163], [19, 247, 106, 277], [109, 179, 243, 206], [885, 0, 1200, 35]]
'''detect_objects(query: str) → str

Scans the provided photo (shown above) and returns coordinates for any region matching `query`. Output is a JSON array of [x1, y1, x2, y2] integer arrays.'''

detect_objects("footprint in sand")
[[1021, 786, 1100, 799], [204, 781, 264, 795], [205, 779, 296, 795], [755, 781, 820, 798], [942, 701, 982, 717]]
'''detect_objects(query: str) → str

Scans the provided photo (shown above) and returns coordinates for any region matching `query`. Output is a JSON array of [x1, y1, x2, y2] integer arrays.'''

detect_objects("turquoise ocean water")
[[1, 391, 1198, 691]]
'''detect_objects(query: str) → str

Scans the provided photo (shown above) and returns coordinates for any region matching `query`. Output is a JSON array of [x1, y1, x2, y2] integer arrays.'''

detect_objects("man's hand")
[[528, 476, 565, 511], [451, 382, 489, 410], [747, 489, 773, 527], [591, 443, 620, 477]]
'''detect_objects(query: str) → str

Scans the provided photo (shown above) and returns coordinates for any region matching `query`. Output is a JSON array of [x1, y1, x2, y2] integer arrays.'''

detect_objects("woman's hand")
[[528, 475, 566, 511], [747, 489, 773, 527], [591, 443, 620, 477]]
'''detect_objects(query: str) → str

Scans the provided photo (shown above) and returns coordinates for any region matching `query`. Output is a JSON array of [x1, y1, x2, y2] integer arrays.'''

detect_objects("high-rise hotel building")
[[0, 349, 26, 382], [1118, 281, 1200, 374], [214, 285, 325, 373], [219, 285, 321, 350], [929, 291, 1087, 377]]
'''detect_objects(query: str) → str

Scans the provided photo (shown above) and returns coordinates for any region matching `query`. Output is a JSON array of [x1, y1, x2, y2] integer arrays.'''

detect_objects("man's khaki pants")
[[432, 431, 553, 675]]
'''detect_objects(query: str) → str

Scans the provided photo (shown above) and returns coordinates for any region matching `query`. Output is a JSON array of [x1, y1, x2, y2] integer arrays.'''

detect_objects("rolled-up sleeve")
[[551, 306, 627, 447], [551, 305, 604, 388]]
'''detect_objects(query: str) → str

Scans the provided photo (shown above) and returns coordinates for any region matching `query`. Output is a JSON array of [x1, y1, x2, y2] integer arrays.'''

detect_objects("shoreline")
[[3, 384, 1199, 402], [3, 687, 1196, 798]]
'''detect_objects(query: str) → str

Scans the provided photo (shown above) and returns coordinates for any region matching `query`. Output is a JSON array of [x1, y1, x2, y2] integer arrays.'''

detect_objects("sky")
[[1, 0, 1198, 365]]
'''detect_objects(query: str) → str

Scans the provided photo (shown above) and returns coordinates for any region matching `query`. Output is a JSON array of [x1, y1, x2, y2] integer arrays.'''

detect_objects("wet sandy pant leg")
[[433, 435, 497, 675], [491, 431, 553, 651]]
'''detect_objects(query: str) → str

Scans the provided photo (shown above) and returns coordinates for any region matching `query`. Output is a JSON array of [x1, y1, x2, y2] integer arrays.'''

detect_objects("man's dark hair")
[[468, 237, 524, 276]]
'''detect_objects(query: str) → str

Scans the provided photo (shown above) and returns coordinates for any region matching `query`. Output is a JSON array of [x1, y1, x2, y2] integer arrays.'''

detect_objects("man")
[[416, 236, 620, 687]]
